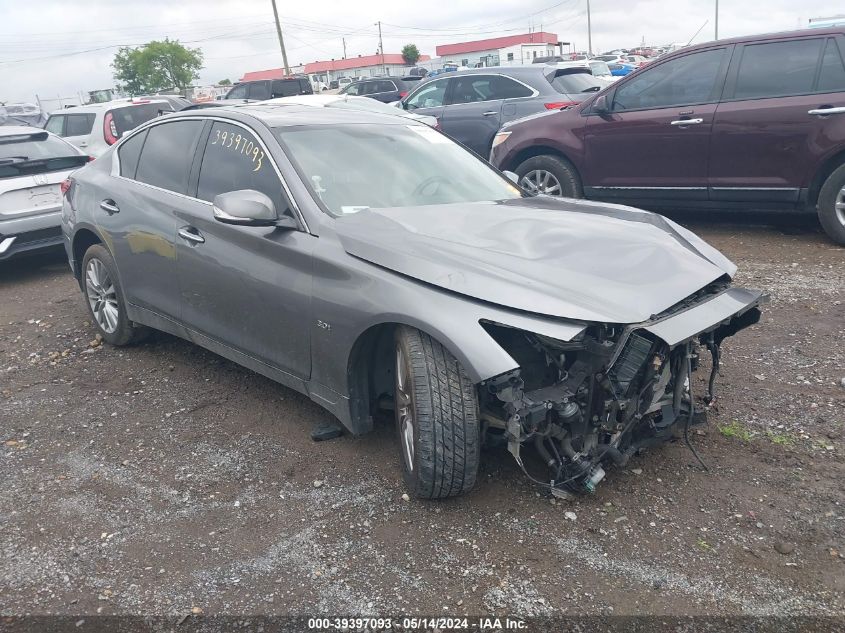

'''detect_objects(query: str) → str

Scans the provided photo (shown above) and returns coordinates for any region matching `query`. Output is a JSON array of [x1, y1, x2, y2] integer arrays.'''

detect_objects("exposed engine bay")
[[478, 287, 763, 495]]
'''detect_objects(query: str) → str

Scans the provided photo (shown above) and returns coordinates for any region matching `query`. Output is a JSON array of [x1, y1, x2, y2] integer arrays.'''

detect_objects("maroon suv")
[[490, 27, 845, 244]]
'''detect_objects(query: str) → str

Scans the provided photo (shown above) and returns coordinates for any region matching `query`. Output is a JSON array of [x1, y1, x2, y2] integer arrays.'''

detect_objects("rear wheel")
[[394, 326, 480, 499], [817, 164, 845, 245], [515, 154, 583, 198], [81, 244, 147, 346]]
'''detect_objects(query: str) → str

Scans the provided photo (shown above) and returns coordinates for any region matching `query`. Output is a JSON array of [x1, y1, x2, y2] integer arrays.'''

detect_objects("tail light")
[[399, 91, 408, 98], [544, 101, 578, 110], [103, 112, 118, 145], [87, 156, 96, 162], [60, 179, 72, 196]]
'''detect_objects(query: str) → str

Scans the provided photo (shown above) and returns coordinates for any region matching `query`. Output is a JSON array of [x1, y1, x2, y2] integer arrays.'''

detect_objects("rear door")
[[582, 46, 731, 201], [103, 120, 206, 321], [709, 35, 845, 203], [370, 80, 399, 102], [439, 74, 509, 157], [176, 119, 313, 378], [61, 114, 96, 150], [248, 81, 272, 100]]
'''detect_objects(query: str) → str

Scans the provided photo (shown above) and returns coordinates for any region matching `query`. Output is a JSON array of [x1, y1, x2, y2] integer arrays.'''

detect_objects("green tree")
[[218, 78, 232, 86], [401, 43, 420, 65], [112, 38, 203, 94]]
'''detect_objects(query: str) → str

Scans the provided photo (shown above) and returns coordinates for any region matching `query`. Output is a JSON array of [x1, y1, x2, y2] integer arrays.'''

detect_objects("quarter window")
[[117, 129, 147, 179], [613, 48, 726, 110], [135, 121, 204, 194], [818, 39, 845, 93], [197, 122, 285, 214], [44, 115, 65, 136], [734, 39, 823, 100]]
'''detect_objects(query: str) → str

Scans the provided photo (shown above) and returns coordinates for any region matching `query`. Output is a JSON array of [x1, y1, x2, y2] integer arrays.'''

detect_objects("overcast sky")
[[0, 0, 836, 105]]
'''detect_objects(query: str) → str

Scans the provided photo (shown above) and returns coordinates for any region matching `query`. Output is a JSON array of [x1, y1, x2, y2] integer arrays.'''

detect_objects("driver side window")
[[612, 48, 727, 111], [197, 122, 286, 215], [405, 79, 448, 109]]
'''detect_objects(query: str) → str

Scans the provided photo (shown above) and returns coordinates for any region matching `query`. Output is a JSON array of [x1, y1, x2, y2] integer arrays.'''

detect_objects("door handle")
[[99, 199, 119, 214], [482, 111, 499, 116], [177, 227, 205, 244], [670, 118, 704, 126], [808, 106, 845, 116]]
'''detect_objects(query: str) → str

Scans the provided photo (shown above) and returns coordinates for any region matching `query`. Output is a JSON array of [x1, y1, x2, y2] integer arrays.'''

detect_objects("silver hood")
[[336, 197, 737, 324]]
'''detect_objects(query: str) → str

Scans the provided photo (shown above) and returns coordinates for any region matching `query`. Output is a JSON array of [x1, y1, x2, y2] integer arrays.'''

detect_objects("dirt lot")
[[1, 212, 843, 623]]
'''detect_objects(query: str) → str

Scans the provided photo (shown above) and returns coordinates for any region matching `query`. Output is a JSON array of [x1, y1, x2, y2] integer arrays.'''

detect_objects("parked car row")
[[489, 26, 845, 244]]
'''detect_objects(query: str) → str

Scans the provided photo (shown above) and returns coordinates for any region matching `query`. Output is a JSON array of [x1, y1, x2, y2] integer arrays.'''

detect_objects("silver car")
[[0, 127, 89, 260], [61, 105, 763, 499]]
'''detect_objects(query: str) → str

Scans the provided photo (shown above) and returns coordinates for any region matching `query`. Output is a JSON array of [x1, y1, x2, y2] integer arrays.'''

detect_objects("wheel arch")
[[505, 144, 581, 176], [344, 317, 518, 434], [807, 149, 845, 208], [70, 225, 105, 285]]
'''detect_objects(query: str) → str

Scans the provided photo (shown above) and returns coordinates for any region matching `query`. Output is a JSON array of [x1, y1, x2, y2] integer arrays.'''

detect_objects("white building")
[[434, 32, 569, 68]]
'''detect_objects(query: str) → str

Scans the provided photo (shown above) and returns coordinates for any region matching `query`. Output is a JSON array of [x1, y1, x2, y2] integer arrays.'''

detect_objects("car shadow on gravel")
[[0, 249, 69, 284], [662, 209, 827, 238]]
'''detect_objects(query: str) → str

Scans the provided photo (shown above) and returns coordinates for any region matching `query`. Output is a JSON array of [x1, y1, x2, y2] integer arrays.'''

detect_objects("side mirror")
[[503, 170, 519, 184], [213, 189, 280, 227], [593, 94, 610, 115]]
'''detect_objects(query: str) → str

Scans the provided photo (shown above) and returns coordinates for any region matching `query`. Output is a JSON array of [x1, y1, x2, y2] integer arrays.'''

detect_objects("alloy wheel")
[[836, 186, 845, 227], [519, 169, 562, 196], [395, 346, 414, 471], [85, 258, 119, 334]]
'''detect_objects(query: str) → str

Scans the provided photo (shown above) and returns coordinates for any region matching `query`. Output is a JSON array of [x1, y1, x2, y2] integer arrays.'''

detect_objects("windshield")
[[327, 97, 401, 115], [276, 123, 522, 216], [589, 61, 611, 77], [0, 133, 77, 161]]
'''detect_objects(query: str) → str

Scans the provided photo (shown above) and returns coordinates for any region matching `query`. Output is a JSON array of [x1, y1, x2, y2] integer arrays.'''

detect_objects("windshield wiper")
[[0, 156, 29, 165], [581, 86, 602, 93]]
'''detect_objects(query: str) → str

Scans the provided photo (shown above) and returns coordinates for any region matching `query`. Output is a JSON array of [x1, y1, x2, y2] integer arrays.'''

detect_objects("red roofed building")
[[240, 53, 431, 85], [435, 32, 565, 67]]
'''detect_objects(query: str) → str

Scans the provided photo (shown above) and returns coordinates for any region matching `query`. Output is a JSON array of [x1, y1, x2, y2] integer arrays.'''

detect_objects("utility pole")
[[715, 0, 719, 40], [376, 21, 385, 74], [270, 0, 290, 74], [342, 37, 347, 59], [587, 0, 593, 56]]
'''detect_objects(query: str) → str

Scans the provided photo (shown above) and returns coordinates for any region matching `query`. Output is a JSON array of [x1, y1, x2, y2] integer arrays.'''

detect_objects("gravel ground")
[[1, 212, 843, 622]]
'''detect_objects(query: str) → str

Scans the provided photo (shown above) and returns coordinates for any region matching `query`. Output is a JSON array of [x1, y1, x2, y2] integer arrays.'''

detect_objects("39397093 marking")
[[210, 128, 264, 171]]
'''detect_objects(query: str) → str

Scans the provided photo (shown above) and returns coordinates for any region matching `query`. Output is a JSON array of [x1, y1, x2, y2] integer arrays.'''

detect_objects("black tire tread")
[[397, 326, 479, 499], [817, 163, 845, 246], [81, 244, 148, 346]]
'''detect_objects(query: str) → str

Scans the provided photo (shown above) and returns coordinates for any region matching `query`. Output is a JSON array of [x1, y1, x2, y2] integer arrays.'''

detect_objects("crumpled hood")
[[335, 197, 737, 324]]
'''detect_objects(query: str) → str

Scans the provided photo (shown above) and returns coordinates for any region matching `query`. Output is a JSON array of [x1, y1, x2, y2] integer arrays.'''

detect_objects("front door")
[[709, 35, 845, 203], [440, 74, 505, 157], [582, 46, 731, 202], [403, 77, 450, 128], [175, 119, 313, 379]]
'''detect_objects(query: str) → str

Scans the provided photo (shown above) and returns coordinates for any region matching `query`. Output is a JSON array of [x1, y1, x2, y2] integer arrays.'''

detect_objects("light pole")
[[587, 0, 593, 56], [376, 21, 385, 75], [270, 0, 290, 74], [715, 0, 719, 40]]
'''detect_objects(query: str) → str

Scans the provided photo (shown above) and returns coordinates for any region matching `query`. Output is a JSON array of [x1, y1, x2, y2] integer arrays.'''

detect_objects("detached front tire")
[[81, 244, 147, 346], [817, 163, 845, 245], [394, 326, 480, 499], [515, 154, 583, 198]]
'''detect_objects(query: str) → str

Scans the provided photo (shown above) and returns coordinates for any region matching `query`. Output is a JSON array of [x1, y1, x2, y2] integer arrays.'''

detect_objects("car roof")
[[165, 103, 422, 128], [49, 98, 169, 114], [664, 26, 845, 58], [0, 125, 51, 137]]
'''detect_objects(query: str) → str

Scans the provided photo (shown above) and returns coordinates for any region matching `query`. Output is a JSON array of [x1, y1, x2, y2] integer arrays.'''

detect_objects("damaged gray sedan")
[[61, 104, 763, 499]]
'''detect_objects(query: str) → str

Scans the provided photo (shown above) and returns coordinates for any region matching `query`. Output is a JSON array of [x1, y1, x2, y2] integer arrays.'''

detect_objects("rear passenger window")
[[65, 114, 95, 137], [734, 39, 823, 100], [227, 84, 248, 99], [818, 39, 845, 93], [135, 121, 204, 194], [197, 122, 285, 213], [118, 130, 147, 179], [249, 82, 271, 100]]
